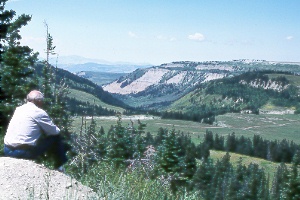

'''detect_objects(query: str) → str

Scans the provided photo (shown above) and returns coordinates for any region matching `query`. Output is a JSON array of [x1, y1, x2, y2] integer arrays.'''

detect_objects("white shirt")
[[4, 102, 60, 147]]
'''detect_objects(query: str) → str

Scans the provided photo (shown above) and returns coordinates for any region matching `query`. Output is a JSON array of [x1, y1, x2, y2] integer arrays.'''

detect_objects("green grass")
[[209, 150, 287, 182], [70, 115, 206, 144], [214, 113, 300, 143], [70, 161, 200, 200], [67, 88, 125, 113], [71, 112, 300, 144]]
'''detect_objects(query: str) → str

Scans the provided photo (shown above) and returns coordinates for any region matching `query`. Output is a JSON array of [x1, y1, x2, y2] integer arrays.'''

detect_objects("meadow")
[[71, 112, 300, 144]]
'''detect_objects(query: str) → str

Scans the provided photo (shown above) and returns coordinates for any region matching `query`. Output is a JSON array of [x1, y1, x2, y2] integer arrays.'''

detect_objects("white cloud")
[[128, 31, 138, 38], [188, 33, 205, 41], [286, 36, 294, 40]]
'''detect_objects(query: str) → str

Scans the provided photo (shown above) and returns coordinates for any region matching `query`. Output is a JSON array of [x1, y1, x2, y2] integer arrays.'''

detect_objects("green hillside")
[[68, 88, 125, 113], [166, 71, 300, 123], [35, 62, 129, 115]]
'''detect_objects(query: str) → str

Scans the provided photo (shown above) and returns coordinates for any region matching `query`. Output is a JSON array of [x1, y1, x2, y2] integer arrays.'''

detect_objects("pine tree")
[[40, 23, 72, 137], [226, 158, 247, 199], [271, 163, 289, 200], [211, 152, 232, 199], [156, 128, 181, 175], [106, 115, 134, 168], [196, 142, 210, 160], [0, 0, 38, 130], [244, 163, 268, 200], [214, 133, 225, 151], [226, 132, 236, 152], [192, 158, 215, 199], [226, 177, 239, 200], [132, 119, 146, 159], [181, 143, 197, 180], [93, 125, 107, 158], [41, 22, 54, 109], [144, 131, 154, 146], [154, 127, 167, 146], [285, 151, 300, 199], [204, 130, 214, 149]]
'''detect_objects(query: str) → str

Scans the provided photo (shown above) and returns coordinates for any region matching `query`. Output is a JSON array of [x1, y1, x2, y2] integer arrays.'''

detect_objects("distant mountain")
[[49, 55, 111, 65], [61, 62, 151, 73], [47, 55, 152, 73], [102, 60, 300, 110], [75, 71, 127, 86]]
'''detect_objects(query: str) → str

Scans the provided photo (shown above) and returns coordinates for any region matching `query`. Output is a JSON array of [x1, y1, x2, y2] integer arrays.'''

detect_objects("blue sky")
[[6, 0, 300, 65]]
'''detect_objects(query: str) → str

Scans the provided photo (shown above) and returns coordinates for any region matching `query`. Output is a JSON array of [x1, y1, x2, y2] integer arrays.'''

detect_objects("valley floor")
[[71, 113, 300, 144]]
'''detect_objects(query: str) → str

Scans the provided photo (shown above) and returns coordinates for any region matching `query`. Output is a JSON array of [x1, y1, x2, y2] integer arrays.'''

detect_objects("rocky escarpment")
[[102, 60, 300, 109]]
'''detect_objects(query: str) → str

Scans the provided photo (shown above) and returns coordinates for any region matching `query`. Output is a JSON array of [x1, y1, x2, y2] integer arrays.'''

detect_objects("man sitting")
[[3, 90, 68, 171]]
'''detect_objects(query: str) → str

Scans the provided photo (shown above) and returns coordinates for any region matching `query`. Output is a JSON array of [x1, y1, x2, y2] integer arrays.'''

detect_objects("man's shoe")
[[57, 166, 65, 173]]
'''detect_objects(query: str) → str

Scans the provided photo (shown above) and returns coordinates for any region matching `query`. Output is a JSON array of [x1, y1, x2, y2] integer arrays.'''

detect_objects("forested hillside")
[[34, 62, 130, 115], [164, 71, 300, 123]]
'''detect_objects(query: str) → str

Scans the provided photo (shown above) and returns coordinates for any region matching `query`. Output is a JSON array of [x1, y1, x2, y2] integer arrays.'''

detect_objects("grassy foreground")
[[70, 162, 200, 200], [65, 150, 285, 199]]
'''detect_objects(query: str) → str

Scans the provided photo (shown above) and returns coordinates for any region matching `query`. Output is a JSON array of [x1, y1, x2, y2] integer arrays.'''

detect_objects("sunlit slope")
[[68, 89, 125, 113], [167, 72, 300, 115]]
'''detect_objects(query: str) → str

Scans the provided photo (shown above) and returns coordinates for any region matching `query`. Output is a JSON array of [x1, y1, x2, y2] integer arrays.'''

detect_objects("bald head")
[[27, 90, 44, 107]]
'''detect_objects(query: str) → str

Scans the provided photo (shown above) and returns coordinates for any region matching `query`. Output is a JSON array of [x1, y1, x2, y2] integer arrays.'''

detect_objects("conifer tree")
[[0, 0, 38, 130], [41, 23, 71, 136], [196, 141, 210, 160], [99, 126, 105, 135], [154, 127, 167, 146], [285, 151, 300, 199], [144, 131, 154, 146], [106, 115, 134, 168], [204, 130, 214, 149], [192, 158, 214, 199], [244, 163, 267, 199], [91, 125, 107, 159], [226, 177, 239, 200], [212, 152, 232, 199], [181, 143, 197, 180], [132, 119, 146, 159], [271, 163, 289, 200], [156, 128, 181, 175], [226, 132, 237, 152], [226, 158, 247, 199], [214, 133, 225, 151]]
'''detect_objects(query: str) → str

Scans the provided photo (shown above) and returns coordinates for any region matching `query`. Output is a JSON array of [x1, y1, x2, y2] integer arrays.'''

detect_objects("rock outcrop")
[[0, 157, 96, 200]]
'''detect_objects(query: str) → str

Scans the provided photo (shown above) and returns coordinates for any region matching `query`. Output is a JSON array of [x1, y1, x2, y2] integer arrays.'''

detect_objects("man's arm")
[[37, 112, 60, 136]]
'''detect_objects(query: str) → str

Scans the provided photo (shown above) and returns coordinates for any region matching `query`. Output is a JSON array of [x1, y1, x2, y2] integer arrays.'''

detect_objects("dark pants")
[[4, 135, 68, 168]]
